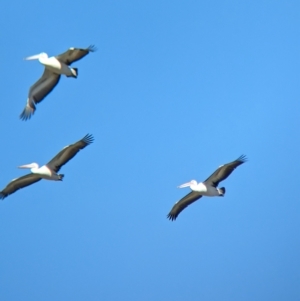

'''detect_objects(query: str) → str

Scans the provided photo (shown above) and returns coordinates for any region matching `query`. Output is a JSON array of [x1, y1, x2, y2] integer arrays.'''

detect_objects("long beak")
[[24, 54, 40, 61], [177, 181, 193, 188], [18, 164, 33, 169]]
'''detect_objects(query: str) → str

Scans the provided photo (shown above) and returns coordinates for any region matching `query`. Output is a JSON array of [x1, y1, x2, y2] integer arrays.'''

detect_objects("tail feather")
[[72, 68, 78, 77], [66, 67, 78, 78], [20, 99, 36, 121], [58, 174, 64, 181], [67, 67, 78, 78], [219, 187, 226, 196]]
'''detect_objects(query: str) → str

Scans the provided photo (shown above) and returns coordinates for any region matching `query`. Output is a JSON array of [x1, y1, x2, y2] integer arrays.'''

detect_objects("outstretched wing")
[[167, 191, 202, 221], [0, 174, 42, 200], [47, 134, 94, 172], [20, 69, 61, 121], [204, 155, 247, 187], [56, 45, 96, 65]]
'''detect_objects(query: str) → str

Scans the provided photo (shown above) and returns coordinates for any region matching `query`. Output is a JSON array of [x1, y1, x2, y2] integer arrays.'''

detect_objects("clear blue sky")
[[0, 1, 299, 300]]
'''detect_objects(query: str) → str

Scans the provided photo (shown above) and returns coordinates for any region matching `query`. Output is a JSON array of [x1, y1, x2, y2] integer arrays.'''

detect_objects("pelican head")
[[24, 52, 48, 61], [18, 163, 39, 170], [177, 180, 197, 188]]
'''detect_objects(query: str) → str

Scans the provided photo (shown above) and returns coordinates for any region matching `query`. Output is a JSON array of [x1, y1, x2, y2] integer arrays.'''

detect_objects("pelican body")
[[29, 53, 77, 77], [177, 180, 223, 196], [0, 134, 94, 200], [18, 163, 63, 180], [20, 45, 96, 121], [167, 155, 247, 221]]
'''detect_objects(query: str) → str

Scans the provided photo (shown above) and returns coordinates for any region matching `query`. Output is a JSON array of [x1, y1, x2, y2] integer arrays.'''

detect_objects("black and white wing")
[[204, 155, 247, 187], [46, 134, 94, 172], [0, 174, 42, 200], [20, 68, 61, 120], [56, 45, 96, 65], [167, 191, 202, 221]]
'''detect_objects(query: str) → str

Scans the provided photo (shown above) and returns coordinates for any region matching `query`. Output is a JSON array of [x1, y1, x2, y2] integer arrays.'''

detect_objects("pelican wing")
[[56, 45, 96, 65], [0, 174, 42, 200], [204, 155, 247, 187], [20, 69, 61, 121], [47, 134, 94, 172], [167, 191, 202, 221]]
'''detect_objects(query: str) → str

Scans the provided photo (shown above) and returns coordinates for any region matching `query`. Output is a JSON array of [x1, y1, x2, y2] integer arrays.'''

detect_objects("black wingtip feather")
[[19, 105, 35, 121], [237, 154, 247, 163], [167, 213, 177, 221], [0, 192, 7, 200], [82, 134, 94, 145], [87, 45, 97, 52]]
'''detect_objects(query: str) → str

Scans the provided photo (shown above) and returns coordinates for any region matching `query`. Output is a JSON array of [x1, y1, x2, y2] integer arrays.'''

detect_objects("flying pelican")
[[20, 45, 96, 121], [0, 134, 94, 200], [167, 155, 247, 221]]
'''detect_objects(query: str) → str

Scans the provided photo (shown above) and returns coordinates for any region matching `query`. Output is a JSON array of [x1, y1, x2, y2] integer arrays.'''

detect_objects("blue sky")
[[0, 0, 299, 300]]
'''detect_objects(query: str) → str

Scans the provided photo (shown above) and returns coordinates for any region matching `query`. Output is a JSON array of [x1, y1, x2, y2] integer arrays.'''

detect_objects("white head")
[[24, 52, 48, 61], [177, 180, 198, 188], [18, 163, 39, 170]]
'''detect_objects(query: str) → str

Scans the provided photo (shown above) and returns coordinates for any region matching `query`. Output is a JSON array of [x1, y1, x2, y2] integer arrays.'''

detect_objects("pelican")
[[0, 134, 94, 200], [167, 155, 247, 221], [20, 45, 96, 120]]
